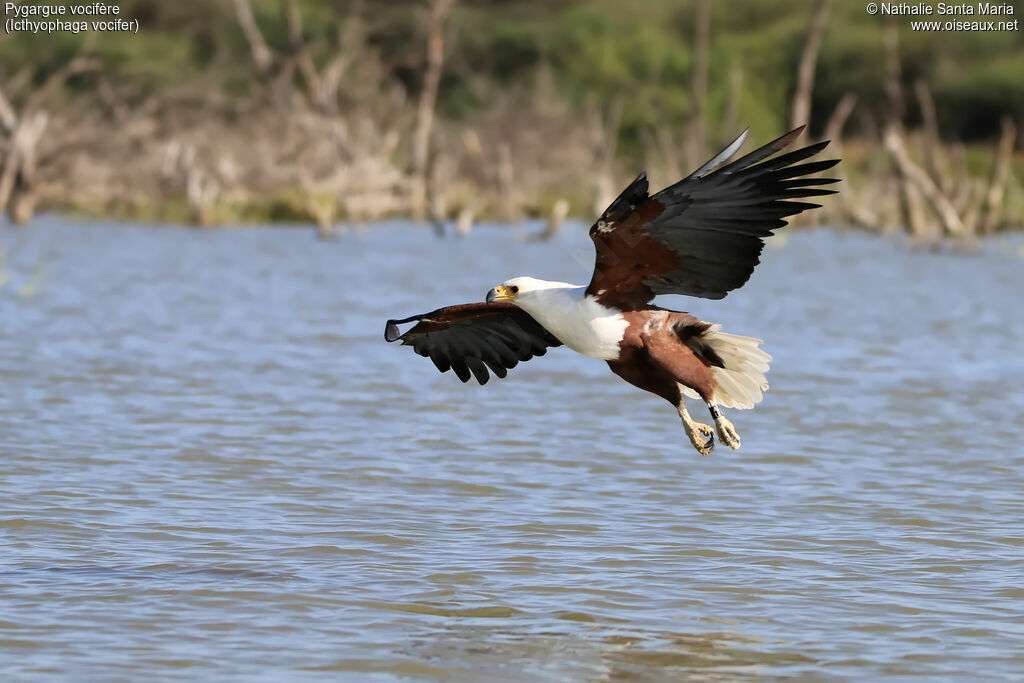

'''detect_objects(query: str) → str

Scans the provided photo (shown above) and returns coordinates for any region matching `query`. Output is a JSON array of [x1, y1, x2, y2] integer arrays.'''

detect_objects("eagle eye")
[[510, 285, 519, 294]]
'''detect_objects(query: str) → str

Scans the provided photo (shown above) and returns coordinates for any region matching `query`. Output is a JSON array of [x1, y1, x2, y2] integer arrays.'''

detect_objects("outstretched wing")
[[385, 302, 562, 385], [586, 126, 840, 310]]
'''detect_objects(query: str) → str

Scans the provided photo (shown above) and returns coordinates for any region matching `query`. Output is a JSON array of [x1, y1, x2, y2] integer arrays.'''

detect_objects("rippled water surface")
[[2, 218, 1023, 680]]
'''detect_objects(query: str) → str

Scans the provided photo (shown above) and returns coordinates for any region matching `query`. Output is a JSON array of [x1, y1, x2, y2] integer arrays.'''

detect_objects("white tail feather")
[[702, 324, 771, 410]]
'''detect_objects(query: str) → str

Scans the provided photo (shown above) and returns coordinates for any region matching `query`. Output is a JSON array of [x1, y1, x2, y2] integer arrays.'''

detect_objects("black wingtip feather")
[[781, 201, 823, 213], [467, 358, 489, 385], [430, 354, 451, 373], [748, 140, 831, 173], [779, 177, 841, 188], [387, 303, 560, 385], [688, 128, 750, 179], [585, 126, 841, 306], [716, 127, 805, 174], [778, 188, 839, 198], [763, 159, 840, 182], [599, 171, 650, 224], [452, 362, 471, 383], [715, 128, 832, 180], [385, 313, 430, 343]]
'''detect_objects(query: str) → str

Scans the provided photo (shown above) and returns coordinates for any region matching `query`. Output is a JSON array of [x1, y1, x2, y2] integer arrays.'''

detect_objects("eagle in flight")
[[385, 127, 838, 454]]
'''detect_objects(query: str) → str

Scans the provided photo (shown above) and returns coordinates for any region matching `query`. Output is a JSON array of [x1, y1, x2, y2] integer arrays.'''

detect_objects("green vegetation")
[[0, 0, 1021, 233], [4, 1, 1020, 145]]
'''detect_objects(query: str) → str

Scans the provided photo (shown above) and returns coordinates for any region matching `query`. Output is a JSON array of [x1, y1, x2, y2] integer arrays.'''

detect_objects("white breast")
[[514, 285, 627, 360]]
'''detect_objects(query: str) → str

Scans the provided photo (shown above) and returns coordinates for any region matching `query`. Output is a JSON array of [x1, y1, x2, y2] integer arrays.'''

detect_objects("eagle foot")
[[715, 417, 741, 450], [685, 422, 715, 456]]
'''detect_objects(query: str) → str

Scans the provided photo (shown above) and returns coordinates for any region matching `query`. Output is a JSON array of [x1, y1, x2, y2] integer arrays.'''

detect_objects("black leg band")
[[708, 404, 721, 420]]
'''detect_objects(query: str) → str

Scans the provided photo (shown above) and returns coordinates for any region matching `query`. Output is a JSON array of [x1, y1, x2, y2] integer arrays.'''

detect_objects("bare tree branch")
[[882, 20, 905, 125], [0, 86, 17, 133], [285, 0, 329, 112], [23, 57, 100, 114], [791, 0, 831, 143], [233, 0, 274, 74], [411, 0, 454, 221], [885, 127, 967, 239], [980, 115, 1017, 234], [686, 0, 710, 168], [320, 4, 365, 115], [0, 111, 48, 214], [913, 79, 945, 186], [722, 64, 743, 144], [822, 93, 868, 226], [824, 92, 857, 146]]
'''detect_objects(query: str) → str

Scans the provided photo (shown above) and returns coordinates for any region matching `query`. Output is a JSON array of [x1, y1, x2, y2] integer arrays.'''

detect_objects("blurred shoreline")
[[0, 0, 1021, 243]]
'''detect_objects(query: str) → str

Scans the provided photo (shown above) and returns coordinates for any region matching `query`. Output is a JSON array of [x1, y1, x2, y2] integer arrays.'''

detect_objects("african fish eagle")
[[385, 127, 839, 454]]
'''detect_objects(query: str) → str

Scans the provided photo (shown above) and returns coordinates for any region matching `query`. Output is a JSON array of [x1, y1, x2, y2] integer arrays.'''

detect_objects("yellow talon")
[[715, 417, 741, 450]]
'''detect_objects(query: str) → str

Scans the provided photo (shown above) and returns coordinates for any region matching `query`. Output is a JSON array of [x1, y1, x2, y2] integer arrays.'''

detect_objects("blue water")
[[1, 218, 1023, 680]]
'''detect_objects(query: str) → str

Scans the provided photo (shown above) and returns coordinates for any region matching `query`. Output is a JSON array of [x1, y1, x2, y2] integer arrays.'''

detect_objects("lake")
[[1, 218, 1023, 680]]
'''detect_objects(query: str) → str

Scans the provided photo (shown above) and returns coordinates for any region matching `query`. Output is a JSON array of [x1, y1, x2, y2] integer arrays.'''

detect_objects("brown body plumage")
[[609, 311, 719, 407]]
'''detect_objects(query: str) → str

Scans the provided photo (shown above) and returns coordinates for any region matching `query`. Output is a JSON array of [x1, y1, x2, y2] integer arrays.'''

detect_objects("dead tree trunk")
[[232, 0, 273, 74], [686, 0, 710, 169], [790, 0, 831, 144], [285, 0, 330, 113], [824, 93, 857, 149], [0, 88, 17, 134], [411, 0, 454, 222], [880, 20, 927, 239], [496, 141, 517, 222], [980, 116, 1017, 235], [233, 0, 290, 104], [0, 111, 48, 224], [525, 197, 569, 242], [884, 128, 968, 240], [319, 12, 364, 114], [821, 93, 866, 226], [882, 21, 905, 125], [913, 79, 949, 193], [722, 64, 743, 143], [591, 98, 622, 217], [0, 57, 97, 224]]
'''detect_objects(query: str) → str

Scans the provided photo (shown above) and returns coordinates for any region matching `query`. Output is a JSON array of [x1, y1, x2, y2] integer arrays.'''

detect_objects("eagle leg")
[[708, 403, 741, 450], [678, 401, 715, 455]]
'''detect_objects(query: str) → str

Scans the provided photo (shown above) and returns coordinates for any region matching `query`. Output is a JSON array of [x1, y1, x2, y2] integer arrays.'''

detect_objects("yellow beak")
[[486, 285, 516, 303]]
